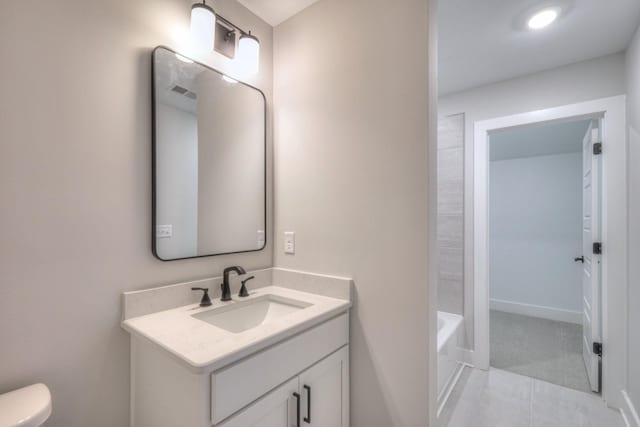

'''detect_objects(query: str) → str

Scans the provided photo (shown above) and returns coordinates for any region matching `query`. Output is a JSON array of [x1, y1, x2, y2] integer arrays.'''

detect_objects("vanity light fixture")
[[527, 8, 558, 30], [237, 32, 260, 76], [190, 1, 216, 52], [189, 1, 260, 76]]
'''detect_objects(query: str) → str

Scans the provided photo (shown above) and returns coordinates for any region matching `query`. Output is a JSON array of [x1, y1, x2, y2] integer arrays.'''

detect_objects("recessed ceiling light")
[[527, 8, 558, 30]]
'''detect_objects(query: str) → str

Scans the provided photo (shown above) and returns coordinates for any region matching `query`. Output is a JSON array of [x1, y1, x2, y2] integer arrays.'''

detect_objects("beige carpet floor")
[[490, 310, 594, 394]]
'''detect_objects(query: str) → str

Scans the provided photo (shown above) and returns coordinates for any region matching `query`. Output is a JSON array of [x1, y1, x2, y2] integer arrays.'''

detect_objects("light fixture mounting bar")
[[215, 13, 250, 37], [189, 1, 260, 75]]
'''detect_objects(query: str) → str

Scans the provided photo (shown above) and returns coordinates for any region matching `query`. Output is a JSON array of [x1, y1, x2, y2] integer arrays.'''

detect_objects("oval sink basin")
[[192, 295, 312, 333]]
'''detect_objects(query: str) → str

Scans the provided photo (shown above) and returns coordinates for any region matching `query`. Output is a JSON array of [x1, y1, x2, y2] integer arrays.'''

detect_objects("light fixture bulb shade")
[[238, 33, 260, 76], [191, 3, 215, 52]]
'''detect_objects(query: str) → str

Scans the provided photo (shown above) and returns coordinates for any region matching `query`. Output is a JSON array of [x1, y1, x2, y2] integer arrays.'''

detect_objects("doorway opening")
[[487, 117, 601, 394], [472, 96, 627, 409]]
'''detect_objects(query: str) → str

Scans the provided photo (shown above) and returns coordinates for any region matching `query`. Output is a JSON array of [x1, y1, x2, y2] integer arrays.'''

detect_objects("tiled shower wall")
[[437, 114, 464, 315]]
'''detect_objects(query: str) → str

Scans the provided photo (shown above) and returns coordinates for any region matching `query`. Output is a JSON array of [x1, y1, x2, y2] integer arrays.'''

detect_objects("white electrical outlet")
[[257, 230, 265, 248], [284, 231, 295, 254], [156, 225, 173, 238]]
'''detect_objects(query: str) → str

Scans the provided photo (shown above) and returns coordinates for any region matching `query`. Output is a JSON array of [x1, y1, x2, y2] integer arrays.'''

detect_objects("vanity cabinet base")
[[130, 313, 350, 427], [219, 346, 349, 427], [130, 337, 210, 427]]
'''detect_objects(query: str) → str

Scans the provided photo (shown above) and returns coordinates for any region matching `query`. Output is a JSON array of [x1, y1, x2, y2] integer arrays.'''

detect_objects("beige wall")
[[625, 23, 640, 415], [0, 1, 273, 426], [439, 52, 626, 348], [273, 0, 433, 425]]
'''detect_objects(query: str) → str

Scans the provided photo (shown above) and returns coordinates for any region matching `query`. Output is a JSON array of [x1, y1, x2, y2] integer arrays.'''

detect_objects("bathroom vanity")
[[139, 48, 352, 427], [122, 268, 351, 427]]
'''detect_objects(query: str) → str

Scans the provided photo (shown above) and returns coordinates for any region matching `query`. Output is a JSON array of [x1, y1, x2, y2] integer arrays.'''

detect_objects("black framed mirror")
[[152, 46, 266, 261]]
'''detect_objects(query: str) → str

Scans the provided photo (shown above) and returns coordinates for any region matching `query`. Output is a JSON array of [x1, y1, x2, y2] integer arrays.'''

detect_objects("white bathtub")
[[437, 311, 463, 412]]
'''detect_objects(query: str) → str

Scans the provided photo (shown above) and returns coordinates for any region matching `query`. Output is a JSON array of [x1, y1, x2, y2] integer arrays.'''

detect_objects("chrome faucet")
[[220, 266, 246, 301]]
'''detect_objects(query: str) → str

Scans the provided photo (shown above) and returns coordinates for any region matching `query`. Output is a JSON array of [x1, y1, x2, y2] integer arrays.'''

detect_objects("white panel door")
[[581, 120, 602, 393], [298, 346, 349, 427], [219, 377, 299, 427]]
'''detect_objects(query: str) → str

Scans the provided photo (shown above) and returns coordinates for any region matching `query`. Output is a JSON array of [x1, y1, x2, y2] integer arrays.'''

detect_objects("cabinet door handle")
[[303, 385, 311, 423], [293, 392, 301, 427]]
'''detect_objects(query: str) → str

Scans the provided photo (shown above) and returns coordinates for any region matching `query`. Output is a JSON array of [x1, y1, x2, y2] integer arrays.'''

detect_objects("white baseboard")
[[459, 348, 475, 366], [466, 348, 491, 370], [437, 363, 466, 418], [490, 299, 582, 324], [621, 390, 640, 427]]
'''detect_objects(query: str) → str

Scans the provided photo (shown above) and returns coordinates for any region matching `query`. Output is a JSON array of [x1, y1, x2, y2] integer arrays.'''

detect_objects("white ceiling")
[[236, 0, 322, 26], [439, 0, 640, 95], [490, 119, 591, 161]]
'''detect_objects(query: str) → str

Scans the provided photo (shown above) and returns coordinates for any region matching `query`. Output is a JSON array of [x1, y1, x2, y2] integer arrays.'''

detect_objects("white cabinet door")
[[298, 346, 349, 427], [219, 378, 299, 427]]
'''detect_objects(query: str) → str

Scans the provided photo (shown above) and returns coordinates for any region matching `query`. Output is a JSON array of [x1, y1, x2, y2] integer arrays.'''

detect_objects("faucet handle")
[[239, 276, 255, 298], [191, 287, 212, 307]]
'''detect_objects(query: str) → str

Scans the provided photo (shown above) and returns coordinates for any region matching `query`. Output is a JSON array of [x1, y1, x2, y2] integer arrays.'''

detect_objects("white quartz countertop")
[[122, 285, 351, 372]]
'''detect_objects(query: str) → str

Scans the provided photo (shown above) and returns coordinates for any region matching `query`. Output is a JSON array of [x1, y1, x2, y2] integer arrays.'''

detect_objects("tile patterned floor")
[[490, 310, 591, 393], [439, 367, 624, 427]]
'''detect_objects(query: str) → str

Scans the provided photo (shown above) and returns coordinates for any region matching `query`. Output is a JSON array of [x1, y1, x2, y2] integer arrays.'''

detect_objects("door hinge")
[[593, 142, 602, 155], [593, 342, 602, 357], [593, 242, 602, 254]]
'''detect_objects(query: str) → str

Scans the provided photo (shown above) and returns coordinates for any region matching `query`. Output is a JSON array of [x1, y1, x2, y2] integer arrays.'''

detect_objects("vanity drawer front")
[[211, 313, 349, 424]]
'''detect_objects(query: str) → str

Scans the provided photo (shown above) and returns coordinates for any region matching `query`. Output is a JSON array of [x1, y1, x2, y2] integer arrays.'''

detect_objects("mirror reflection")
[[153, 47, 266, 261]]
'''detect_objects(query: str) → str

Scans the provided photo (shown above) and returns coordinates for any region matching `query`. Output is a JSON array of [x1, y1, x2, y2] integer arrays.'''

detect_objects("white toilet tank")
[[0, 384, 51, 427]]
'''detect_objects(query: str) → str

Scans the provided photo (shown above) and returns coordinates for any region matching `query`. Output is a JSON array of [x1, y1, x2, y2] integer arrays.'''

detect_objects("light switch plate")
[[284, 232, 295, 254], [257, 230, 265, 248], [156, 225, 172, 238]]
